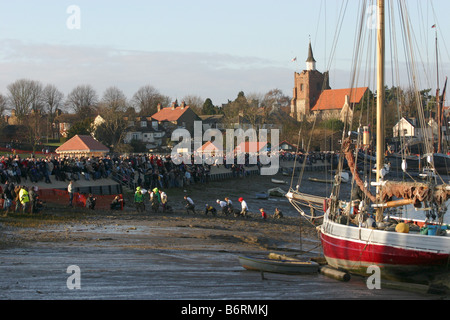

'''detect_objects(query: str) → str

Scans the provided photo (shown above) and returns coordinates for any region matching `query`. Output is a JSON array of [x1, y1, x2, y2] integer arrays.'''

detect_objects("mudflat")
[[0, 170, 439, 300]]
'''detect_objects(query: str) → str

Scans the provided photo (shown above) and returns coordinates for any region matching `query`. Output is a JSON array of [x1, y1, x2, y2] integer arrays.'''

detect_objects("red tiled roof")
[[152, 106, 190, 122], [311, 87, 368, 111], [234, 141, 267, 153], [56, 135, 109, 153], [197, 141, 221, 152]]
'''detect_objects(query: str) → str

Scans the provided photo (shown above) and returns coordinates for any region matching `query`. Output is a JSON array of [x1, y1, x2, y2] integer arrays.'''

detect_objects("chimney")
[[171, 102, 176, 110], [157, 103, 161, 112], [180, 101, 185, 109]]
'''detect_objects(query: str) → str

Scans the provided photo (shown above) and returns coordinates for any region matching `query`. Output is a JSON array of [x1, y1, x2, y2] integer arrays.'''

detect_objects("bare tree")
[[0, 93, 7, 118], [132, 85, 170, 115], [101, 86, 128, 113], [42, 84, 64, 141], [66, 84, 98, 116], [7, 79, 43, 124], [182, 95, 203, 115], [43, 84, 64, 121]]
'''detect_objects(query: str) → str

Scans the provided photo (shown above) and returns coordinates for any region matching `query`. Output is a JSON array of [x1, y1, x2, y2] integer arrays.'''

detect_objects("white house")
[[393, 117, 432, 140]]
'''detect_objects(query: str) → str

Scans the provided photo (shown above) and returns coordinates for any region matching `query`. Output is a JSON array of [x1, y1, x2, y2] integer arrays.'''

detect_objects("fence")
[[37, 188, 124, 210]]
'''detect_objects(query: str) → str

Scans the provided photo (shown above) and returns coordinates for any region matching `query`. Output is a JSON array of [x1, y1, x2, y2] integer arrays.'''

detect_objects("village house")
[[392, 117, 431, 141], [122, 116, 166, 149], [151, 101, 202, 134], [290, 41, 368, 123]]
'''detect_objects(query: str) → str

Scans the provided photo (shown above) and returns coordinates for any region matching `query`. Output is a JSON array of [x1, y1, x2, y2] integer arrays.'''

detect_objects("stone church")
[[290, 42, 368, 123]]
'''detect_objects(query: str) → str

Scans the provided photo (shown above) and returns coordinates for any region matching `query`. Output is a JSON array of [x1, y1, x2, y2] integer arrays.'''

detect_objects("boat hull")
[[238, 256, 319, 275], [319, 217, 450, 283]]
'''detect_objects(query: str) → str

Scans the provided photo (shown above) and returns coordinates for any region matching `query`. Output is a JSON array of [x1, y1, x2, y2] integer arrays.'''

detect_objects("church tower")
[[290, 41, 329, 121]]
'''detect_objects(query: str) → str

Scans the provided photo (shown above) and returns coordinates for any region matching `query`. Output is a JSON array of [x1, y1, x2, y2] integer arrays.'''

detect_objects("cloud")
[[0, 39, 294, 105]]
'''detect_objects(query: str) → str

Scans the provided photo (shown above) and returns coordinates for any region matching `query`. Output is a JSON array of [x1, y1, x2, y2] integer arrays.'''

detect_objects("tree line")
[[0, 79, 294, 153]]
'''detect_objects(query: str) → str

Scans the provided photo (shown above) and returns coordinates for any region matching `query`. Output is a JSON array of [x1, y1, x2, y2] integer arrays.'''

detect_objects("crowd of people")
[[0, 150, 338, 191], [0, 153, 260, 192], [0, 181, 44, 215], [0, 151, 299, 217]]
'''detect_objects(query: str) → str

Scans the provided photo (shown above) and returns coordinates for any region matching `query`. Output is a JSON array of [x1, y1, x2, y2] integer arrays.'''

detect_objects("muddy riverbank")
[[0, 170, 444, 301]]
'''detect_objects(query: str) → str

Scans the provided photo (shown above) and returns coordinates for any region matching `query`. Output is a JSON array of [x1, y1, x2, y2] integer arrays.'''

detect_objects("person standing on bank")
[[19, 186, 30, 214], [68, 180, 74, 207]]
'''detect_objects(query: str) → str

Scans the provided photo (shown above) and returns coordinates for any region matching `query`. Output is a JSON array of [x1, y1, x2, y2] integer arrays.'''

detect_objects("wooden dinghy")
[[238, 255, 319, 275]]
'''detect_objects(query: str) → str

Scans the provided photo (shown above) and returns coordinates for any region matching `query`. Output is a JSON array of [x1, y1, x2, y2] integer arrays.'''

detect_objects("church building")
[[290, 42, 368, 123]]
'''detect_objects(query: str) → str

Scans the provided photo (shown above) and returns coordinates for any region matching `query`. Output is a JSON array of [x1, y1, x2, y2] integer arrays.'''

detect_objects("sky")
[[1, 0, 450, 108]]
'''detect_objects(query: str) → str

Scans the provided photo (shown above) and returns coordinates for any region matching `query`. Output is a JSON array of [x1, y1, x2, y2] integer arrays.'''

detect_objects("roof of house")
[[273, 140, 297, 150], [152, 105, 191, 122], [56, 135, 110, 153], [311, 87, 368, 111], [197, 141, 222, 152], [234, 141, 268, 153]]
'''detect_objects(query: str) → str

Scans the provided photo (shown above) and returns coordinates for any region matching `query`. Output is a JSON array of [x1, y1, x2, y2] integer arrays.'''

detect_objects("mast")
[[435, 26, 442, 153], [376, 0, 385, 222]]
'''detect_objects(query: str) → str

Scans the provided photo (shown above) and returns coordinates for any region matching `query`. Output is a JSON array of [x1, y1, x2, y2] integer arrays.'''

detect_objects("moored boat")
[[289, 0, 450, 286], [238, 255, 319, 275]]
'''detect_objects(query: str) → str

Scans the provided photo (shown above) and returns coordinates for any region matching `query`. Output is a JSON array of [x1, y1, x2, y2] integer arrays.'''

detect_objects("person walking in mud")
[[149, 188, 161, 213], [238, 197, 248, 217], [184, 195, 196, 214], [160, 190, 171, 213], [204, 204, 217, 216], [259, 208, 267, 220], [274, 207, 283, 219], [224, 197, 234, 215], [134, 187, 145, 212], [216, 199, 228, 215]]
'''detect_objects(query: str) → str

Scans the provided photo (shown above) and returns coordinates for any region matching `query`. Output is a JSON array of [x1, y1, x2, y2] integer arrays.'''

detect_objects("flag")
[[431, 24, 436, 28]]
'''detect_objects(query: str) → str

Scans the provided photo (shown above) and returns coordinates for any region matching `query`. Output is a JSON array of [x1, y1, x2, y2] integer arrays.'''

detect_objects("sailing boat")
[[287, 0, 450, 285]]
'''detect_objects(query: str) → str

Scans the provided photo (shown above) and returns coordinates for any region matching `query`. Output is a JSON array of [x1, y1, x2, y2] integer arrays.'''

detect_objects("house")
[[310, 87, 368, 122], [290, 41, 368, 122], [273, 140, 297, 152], [196, 141, 222, 157], [56, 134, 110, 157], [53, 111, 78, 139], [123, 116, 166, 149], [234, 141, 268, 154], [393, 117, 423, 140], [199, 114, 224, 131], [151, 101, 201, 134]]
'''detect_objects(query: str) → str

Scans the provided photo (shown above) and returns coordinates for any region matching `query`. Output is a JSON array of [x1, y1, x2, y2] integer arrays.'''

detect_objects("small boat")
[[308, 172, 349, 184], [267, 187, 286, 197], [308, 177, 332, 184], [238, 255, 319, 275], [255, 192, 269, 199], [271, 179, 286, 184]]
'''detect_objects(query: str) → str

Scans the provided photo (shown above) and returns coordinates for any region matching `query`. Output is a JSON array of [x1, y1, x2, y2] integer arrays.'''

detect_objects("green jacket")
[[134, 191, 144, 203], [19, 188, 29, 204]]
